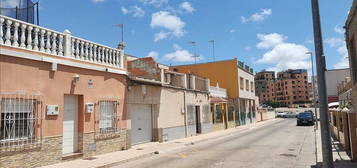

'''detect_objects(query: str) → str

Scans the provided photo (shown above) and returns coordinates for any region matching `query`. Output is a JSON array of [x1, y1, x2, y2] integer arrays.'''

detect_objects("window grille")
[[0, 93, 42, 152], [97, 101, 118, 135]]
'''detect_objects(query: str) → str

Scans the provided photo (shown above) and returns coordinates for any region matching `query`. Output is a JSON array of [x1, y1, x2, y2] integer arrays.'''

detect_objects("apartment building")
[[255, 69, 309, 106], [127, 57, 210, 144], [0, 15, 128, 167], [171, 58, 257, 128], [255, 70, 275, 103]]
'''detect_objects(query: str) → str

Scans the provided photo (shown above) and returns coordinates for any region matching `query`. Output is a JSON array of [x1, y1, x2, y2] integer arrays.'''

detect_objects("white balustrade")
[[0, 15, 124, 69]]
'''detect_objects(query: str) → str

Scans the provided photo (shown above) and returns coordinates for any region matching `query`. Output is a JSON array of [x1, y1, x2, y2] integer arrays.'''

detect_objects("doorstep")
[[62, 152, 83, 160]]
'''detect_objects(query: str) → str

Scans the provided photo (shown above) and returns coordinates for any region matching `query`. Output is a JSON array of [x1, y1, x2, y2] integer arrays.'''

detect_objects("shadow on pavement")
[[312, 160, 357, 168]]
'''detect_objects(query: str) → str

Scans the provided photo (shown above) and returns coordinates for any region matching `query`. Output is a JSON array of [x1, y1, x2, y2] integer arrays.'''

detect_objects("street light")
[[188, 41, 198, 64], [208, 40, 215, 62], [306, 51, 318, 130]]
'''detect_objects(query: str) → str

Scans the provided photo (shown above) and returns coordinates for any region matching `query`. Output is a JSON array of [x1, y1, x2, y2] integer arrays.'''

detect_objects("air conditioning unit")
[[47, 105, 59, 115]]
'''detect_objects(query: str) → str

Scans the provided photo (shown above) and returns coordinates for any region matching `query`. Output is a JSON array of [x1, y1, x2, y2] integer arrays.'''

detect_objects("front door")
[[195, 106, 201, 134], [62, 95, 78, 154]]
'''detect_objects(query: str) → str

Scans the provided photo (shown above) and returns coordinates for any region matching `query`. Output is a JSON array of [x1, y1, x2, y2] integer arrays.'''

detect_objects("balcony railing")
[[209, 86, 227, 98], [0, 15, 124, 69]]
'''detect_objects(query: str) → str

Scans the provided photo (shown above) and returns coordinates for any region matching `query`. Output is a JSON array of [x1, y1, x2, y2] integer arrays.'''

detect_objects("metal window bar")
[[0, 93, 42, 153], [97, 101, 118, 136]]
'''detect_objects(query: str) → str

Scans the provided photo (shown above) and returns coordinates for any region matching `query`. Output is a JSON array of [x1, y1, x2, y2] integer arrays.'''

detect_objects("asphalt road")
[[113, 119, 316, 168]]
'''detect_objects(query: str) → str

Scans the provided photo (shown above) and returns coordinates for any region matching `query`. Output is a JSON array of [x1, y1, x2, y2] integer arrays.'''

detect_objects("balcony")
[[209, 86, 227, 98], [0, 15, 124, 71]]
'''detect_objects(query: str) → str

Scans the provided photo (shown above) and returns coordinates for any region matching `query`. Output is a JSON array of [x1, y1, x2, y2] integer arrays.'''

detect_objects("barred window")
[[98, 101, 118, 134], [0, 96, 41, 152]]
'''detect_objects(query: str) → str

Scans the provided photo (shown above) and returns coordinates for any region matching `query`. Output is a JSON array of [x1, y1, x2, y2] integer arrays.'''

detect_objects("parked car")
[[276, 112, 286, 118], [285, 112, 297, 118], [297, 112, 315, 126]]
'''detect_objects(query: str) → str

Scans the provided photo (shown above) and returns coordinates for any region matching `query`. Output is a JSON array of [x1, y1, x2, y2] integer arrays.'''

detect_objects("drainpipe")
[[183, 74, 188, 137], [184, 90, 188, 137]]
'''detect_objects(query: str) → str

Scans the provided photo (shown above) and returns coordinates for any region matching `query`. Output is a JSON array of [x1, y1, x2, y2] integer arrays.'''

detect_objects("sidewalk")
[[314, 123, 357, 168], [41, 119, 278, 168]]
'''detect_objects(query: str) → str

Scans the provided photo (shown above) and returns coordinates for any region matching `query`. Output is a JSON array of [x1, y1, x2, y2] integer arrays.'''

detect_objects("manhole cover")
[[288, 149, 295, 151], [280, 153, 296, 157]]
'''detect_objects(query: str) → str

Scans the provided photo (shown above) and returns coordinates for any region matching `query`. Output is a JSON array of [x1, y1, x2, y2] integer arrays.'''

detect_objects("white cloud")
[[334, 25, 344, 34], [241, 9, 272, 23], [256, 33, 287, 49], [154, 31, 170, 42], [333, 46, 349, 69], [92, 0, 105, 3], [180, 2, 195, 13], [326, 37, 344, 47], [244, 46, 251, 51], [256, 33, 310, 72], [173, 43, 182, 50], [121, 6, 145, 18], [121, 7, 129, 14], [163, 44, 200, 62], [145, 51, 159, 60], [230, 29, 236, 33], [151, 11, 186, 41], [140, 0, 168, 8]]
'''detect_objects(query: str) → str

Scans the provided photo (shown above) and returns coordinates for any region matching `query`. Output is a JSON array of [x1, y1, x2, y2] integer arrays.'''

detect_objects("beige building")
[[127, 57, 210, 144]]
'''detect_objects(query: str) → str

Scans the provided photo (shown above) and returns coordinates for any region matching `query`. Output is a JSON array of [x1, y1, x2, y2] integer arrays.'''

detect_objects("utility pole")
[[209, 40, 215, 62], [189, 41, 198, 64], [310, 0, 333, 167], [306, 51, 319, 130]]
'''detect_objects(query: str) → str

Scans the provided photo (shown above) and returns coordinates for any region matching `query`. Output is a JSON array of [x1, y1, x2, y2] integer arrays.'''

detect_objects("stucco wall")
[[238, 67, 255, 100], [325, 69, 350, 97], [171, 59, 239, 98], [0, 55, 128, 137]]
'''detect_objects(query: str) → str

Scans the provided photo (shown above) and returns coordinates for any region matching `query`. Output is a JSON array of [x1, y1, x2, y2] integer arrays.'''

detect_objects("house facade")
[[344, 0, 357, 161], [127, 57, 210, 144], [0, 15, 128, 167], [171, 58, 257, 128]]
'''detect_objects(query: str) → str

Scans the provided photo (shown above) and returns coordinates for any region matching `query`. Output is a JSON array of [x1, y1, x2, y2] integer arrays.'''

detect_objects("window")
[[250, 82, 254, 92], [246, 80, 249, 91], [0, 97, 41, 150], [98, 101, 118, 134], [228, 106, 234, 121], [215, 105, 222, 123], [240, 77, 244, 90]]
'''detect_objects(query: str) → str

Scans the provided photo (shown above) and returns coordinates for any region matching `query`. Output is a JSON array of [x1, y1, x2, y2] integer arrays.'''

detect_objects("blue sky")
[[3, 0, 353, 73]]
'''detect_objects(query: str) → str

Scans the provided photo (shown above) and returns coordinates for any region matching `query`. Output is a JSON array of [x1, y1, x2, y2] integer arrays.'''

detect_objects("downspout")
[[184, 90, 188, 137]]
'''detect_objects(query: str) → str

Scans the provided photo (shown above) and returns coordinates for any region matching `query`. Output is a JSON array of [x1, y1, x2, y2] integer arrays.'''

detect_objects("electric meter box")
[[86, 103, 94, 113], [47, 105, 59, 115]]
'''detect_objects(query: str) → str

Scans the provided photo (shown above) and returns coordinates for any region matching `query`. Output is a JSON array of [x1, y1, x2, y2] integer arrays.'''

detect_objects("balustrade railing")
[[0, 15, 124, 69]]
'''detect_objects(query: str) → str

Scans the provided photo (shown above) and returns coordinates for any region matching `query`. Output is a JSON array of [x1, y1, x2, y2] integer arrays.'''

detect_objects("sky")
[[2, 0, 353, 74]]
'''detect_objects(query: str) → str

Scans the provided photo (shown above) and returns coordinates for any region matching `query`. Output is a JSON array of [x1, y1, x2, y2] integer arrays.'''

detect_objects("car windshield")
[[299, 112, 312, 118]]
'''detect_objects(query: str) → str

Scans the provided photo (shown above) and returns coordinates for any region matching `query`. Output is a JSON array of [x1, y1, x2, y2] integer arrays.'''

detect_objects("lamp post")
[[310, 0, 333, 167], [306, 51, 319, 130], [189, 41, 198, 64], [208, 40, 215, 62]]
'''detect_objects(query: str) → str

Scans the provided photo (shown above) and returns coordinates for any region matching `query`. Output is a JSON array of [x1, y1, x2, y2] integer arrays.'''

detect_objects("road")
[[113, 119, 316, 168]]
